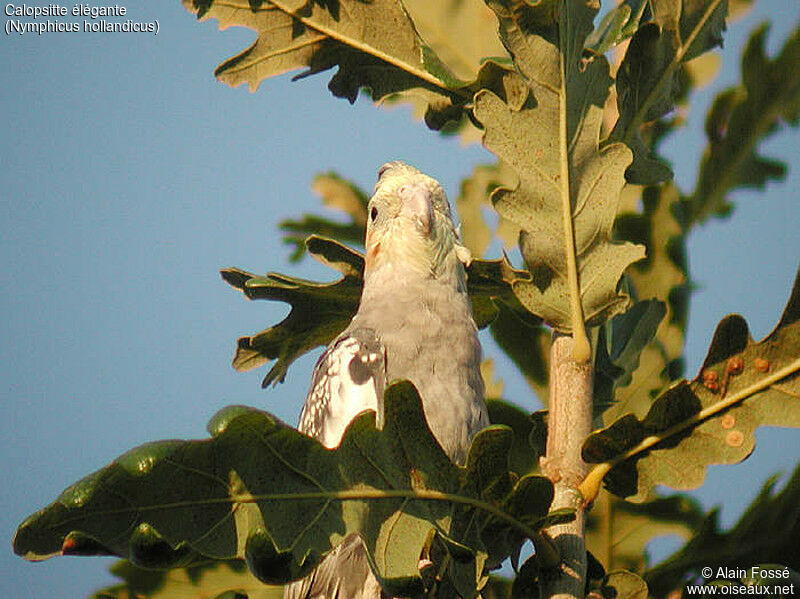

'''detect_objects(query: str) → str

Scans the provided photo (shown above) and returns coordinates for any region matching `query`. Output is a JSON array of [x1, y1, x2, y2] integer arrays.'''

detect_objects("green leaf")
[[581, 264, 800, 502], [224, 235, 532, 386], [183, 0, 524, 133], [585, 491, 704, 574], [182, 0, 471, 128], [645, 467, 800, 596], [223, 235, 363, 386], [687, 23, 800, 224], [585, 0, 647, 55], [475, 1, 645, 342], [489, 302, 551, 403], [402, 0, 509, 82], [594, 299, 668, 420], [613, 183, 691, 411], [280, 173, 369, 262], [91, 559, 283, 599], [277, 170, 549, 399], [598, 570, 648, 599], [455, 162, 519, 259], [595, 182, 692, 457], [608, 0, 729, 184], [486, 399, 546, 476], [15, 381, 555, 596]]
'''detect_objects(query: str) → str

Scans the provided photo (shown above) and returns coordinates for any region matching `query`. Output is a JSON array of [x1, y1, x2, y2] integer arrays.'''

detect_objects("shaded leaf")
[[475, 1, 645, 336], [608, 0, 728, 184], [687, 23, 800, 224], [645, 467, 800, 596], [594, 299, 667, 420], [223, 236, 363, 386], [91, 559, 283, 599], [585, 491, 704, 574], [486, 399, 545, 476], [224, 236, 532, 386], [489, 302, 551, 403], [581, 264, 800, 501], [613, 183, 690, 418], [15, 382, 555, 596], [280, 173, 369, 262]]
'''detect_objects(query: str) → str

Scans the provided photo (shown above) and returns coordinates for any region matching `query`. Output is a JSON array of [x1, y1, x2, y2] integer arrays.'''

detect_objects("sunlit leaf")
[[280, 173, 369, 262], [581, 265, 800, 502], [645, 467, 800, 596], [91, 559, 282, 599], [455, 162, 519, 259], [403, 0, 507, 82], [15, 382, 555, 596], [475, 0, 645, 340], [585, 0, 648, 55], [597, 570, 648, 599], [183, 0, 528, 133]]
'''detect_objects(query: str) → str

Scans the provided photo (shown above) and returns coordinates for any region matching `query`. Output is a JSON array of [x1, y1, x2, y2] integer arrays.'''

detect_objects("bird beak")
[[397, 182, 434, 236]]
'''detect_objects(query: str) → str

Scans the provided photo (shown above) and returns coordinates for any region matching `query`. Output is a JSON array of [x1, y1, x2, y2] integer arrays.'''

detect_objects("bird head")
[[364, 161, 471, 283]]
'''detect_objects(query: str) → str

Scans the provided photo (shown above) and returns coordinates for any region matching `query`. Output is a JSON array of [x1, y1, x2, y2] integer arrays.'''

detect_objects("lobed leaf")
[[455, 162, 520, 259], [645, 467, 800, 596], [475, 1, 644, 335], [687, 23, 800, 224], [608, 0, 729, 184], [487, 399, 546, 476], [597, 570, 649, 599], [581, 264, 800, 502], [585, 0, 648, 55], [15, 382, 556, 596], [226, 234, 532, 387], [222, 236, 363, 386], [279, 171, 551, 402], [183, 0, 524, 134], [90, 559, 283, 599], [594, 299, 668, 420]]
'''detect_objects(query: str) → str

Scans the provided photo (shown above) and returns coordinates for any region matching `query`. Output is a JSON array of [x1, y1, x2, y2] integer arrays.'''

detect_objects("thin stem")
[[541, 333, 594, 598]]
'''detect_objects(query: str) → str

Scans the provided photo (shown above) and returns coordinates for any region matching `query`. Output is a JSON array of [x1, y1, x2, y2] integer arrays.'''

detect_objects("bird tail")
[[283, 534, 384, 599]]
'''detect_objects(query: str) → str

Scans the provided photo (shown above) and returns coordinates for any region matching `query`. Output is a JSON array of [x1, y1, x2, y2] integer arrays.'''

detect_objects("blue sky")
[[1, 2, 799, 598]]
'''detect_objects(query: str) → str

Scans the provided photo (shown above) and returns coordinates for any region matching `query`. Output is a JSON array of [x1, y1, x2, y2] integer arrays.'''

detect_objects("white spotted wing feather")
[[298, 328, 386, 448]]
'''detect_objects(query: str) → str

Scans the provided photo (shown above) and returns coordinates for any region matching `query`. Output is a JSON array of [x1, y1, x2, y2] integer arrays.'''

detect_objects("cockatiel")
[[283, 162, 488, 599]]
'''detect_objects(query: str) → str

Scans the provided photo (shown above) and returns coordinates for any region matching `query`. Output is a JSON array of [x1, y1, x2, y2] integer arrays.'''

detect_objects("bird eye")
[[370, 206, 378, 221]]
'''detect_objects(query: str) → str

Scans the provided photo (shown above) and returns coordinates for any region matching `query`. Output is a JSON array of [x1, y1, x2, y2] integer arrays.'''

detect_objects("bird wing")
[[298, 327, 386, 449], [286, 329, 386, 599]]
